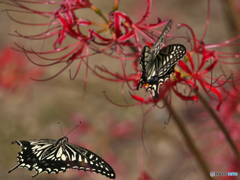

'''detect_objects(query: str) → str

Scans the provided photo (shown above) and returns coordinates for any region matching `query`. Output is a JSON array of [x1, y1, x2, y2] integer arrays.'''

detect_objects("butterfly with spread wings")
[[137, 20, 186, 99], [9, 136, 116, 179]]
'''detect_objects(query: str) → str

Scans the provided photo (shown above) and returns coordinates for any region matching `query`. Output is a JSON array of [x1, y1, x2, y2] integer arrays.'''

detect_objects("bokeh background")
[[0, 0, 240, 180]]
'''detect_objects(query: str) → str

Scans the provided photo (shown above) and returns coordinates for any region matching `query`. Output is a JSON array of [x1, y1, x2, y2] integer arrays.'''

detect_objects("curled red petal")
[[136, 0, 152, 25], [77, 19, 91, 26], [179, 60, 192, 75], [131, 94, 144, 102], [90, 29, 113, 42], [114, 11, 133, 26], [186, 51, 194, 71], [118, 30, 134, 42], [113, 11, 122, 38], [200, 60, 217, 75]]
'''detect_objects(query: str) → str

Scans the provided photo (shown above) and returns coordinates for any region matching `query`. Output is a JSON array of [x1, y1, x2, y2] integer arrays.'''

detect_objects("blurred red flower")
[[0, 47, 43, 90]]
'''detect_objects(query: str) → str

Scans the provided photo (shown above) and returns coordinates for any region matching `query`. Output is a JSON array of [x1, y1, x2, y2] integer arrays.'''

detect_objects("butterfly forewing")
[[68, 143, 116, 179], [151, 20, 172, 61], [9, 137, 116, 179]]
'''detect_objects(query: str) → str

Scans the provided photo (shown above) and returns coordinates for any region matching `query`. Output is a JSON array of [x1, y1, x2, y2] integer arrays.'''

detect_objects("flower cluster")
[[3, 0, 240, 110], [4, 0, 240, 112]]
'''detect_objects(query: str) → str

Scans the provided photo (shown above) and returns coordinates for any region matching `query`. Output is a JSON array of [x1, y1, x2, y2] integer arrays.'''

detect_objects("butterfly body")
[[137, 20, 186, 99], [9, 137, 116, 179]]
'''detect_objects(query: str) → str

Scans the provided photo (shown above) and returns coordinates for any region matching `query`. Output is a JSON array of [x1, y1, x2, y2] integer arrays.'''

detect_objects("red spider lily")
[[3, 0, 173, 90], [4, 0, 240, 110], [94, 0, 240, 114], [178, 52, 225, 111], [173, 0, 240, 111], [3, 0, 197, 102], [0, 47, 43, 90]]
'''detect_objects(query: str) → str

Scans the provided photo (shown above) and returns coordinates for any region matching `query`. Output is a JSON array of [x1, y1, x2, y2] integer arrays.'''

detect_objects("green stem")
[[165, 99, 212, 180], [89, 4, 109, 24], [194, 89, 240, 163], [113, 0, 119, 11]]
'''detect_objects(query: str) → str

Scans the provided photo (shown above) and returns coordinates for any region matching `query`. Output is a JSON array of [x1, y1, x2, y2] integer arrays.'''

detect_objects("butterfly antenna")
[[58, 122, 64, 137], [65, 121, 81, 137]]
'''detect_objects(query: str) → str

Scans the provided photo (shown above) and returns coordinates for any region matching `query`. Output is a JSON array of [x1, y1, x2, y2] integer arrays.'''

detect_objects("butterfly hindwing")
[[9, 137, 116, 179], [156, 44, 186, 77], [146, 66, 175, 99]]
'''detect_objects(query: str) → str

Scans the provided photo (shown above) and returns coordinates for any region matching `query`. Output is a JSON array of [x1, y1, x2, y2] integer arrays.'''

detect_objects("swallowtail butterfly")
[[137, 20, 186, 99], [9, 136, 116, 179]]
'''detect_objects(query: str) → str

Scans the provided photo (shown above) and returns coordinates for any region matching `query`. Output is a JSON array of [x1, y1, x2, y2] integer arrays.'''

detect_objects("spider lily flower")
[[3, 0, 171, 89], [176, 36, 237, 111], [178, 52, 225, 111], [4, 0, 240, 111], [0, 47, 43, 90], [3, 0, 97, 86]]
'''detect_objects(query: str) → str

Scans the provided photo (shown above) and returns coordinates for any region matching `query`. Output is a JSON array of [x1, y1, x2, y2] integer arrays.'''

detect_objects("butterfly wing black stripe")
[[67, 143, 116, 179], [151, 20, 172, 61], [139, 45, 151, 70], [156, 44, 186, 76]]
